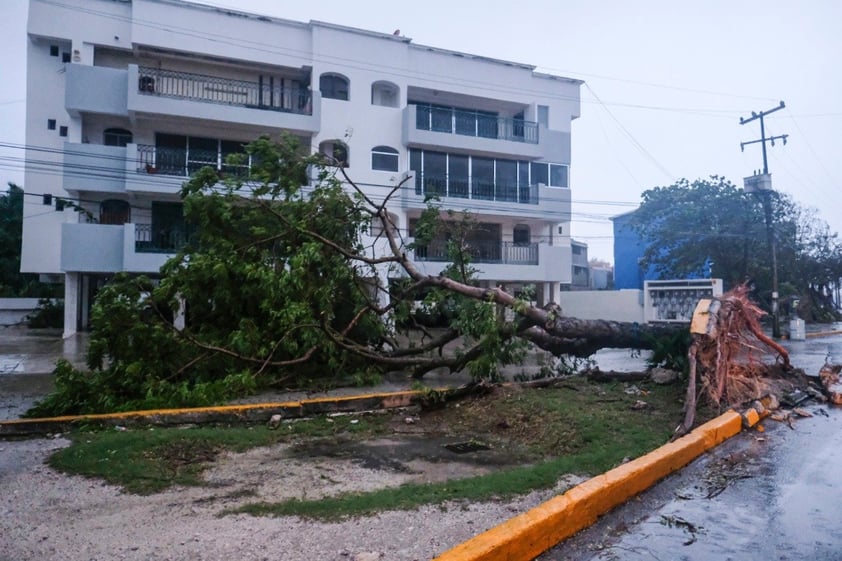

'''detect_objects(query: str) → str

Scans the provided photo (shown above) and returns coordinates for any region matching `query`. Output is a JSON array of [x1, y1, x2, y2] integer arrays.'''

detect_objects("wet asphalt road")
[[541, 332, 842, 561]]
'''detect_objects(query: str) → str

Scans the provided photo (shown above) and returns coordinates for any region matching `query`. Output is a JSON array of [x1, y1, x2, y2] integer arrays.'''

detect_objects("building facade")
[[22, 0, 582, 336]]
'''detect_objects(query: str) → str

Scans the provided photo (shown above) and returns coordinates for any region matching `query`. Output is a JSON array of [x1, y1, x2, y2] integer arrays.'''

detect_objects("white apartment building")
[[21, 0, 582, 337]]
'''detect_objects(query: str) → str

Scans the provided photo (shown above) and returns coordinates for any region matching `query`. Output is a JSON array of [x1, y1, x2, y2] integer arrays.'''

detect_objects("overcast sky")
[[1, 0, 840, 262]]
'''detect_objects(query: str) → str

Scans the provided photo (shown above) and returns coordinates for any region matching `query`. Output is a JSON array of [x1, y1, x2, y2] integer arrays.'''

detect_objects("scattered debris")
[[818, 364, 842, 405], [444, 440, 491, 454], [792, 407, 813, 418], [660, 514, 704, 546], [403, 416, 417, 425], [352, 552, 383, 561], [650, 367, 679, 385], [631, 400, 650, 411], [781, 389, 809, 408], [266, 414, 282, 430], [624, 385, 648, 396]]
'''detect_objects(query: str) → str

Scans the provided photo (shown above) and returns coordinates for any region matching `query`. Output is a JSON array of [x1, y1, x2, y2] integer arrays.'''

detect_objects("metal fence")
[[414, 240, 539, 265], [414, 105, 539, 144], [137, 66, 312, 114], [135, 223, 193, 253], [414, 173, 539, 205]]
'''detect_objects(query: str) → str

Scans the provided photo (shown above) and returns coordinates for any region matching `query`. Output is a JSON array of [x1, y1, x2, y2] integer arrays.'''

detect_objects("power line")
[[586, 84, 674, 181], [32, 0, 763, 118]]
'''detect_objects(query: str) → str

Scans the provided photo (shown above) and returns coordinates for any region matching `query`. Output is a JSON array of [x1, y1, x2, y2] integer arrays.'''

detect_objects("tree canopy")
[[630, 177, 842, 321]]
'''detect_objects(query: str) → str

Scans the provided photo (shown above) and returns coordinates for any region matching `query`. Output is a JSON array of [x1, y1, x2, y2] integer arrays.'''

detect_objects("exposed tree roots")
[[677, 284, 792, 436]]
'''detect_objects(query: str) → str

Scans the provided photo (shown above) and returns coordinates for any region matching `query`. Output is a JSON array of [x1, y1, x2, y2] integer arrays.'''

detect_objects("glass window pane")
[[410, 149, 422, 194], [449, 154, 469, 198], [372, 151, 398, 171], [530, 162, 548, 186], [472, 157, 494, 200], [430, 106, 452, 132], [550, 164, 568, 187], [423, 151, 447, 196], [496, 160, 517, 202]]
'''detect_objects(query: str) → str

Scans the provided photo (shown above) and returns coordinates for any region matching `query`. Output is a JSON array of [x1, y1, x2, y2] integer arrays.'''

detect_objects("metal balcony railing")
[[137, 145, 250, 178], [135, 223, 193, 253], [414, 105, 539, 144], [413, 173, 539, 205], [414, 240, 539, 265], [137, 66, 312, 114]]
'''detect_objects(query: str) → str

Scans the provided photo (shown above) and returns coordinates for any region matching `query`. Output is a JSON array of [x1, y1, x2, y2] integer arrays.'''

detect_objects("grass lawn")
[[47, 376, 714, 518]]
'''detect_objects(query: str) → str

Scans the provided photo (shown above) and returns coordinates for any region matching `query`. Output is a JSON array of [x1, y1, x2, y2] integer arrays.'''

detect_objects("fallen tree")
[[24, 137, 714, 416]]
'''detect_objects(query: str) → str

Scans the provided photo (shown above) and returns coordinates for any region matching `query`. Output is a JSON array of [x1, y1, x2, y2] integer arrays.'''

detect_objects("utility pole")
[[739, 101, 788, 339]]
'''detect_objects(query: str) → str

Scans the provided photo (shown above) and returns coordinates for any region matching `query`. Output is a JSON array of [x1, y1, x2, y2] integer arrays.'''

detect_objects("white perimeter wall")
[[558, 290, 644, 323]]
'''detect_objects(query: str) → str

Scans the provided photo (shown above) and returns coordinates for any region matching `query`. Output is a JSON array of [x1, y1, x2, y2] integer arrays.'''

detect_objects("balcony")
[[136, 66, 311, 114], [407, 241, 569, 283], [134, 223, 192, 254], [403, 104, 543, 159], [135, 144, 250, 178], [415, 105, 538, 144], [127, 65, 321, 132], [65, 65, 129, 117], [414, 240, 539, 265], [411, 172, 538, 205], [63, 142, 127, 194]]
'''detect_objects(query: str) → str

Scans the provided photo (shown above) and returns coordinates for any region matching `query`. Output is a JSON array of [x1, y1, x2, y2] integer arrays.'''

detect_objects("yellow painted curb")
[[0, 389, 430, 436], [433, 410, 743, 561]]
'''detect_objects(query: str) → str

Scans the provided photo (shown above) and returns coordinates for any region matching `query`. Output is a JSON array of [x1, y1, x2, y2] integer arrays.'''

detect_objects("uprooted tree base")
[[677, 284, 796, 436]]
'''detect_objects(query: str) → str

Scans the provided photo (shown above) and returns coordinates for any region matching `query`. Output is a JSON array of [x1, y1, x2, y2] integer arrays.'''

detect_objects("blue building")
[[611, 209, 659, 290]]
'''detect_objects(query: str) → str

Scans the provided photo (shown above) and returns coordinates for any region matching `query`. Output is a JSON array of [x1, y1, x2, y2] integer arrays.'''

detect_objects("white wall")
[[558, 290, 644, 323]]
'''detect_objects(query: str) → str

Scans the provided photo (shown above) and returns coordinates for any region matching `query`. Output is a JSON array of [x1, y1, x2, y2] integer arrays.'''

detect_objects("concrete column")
[[543, 281, 555, 306], [63, 272, 79, 338]]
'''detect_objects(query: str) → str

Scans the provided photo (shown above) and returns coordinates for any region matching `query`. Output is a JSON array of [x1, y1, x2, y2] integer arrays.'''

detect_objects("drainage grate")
[[444, 440, 491, 454]]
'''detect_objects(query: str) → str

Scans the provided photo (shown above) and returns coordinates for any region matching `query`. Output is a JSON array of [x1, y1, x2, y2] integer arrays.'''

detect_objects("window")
[[513, 225, 531, 245], [371, 146, 399, 172], [103, 128, 133, 147], [371, 81, 399, 107], [572, 245, 584, 255], [59, 126, 68, 137], [100, 199, 131, 225], [530, 162, 569, 188], [530, 162, 548, 186], [319, 140, 349, 167], [319, 73, 349, 101], [49, 45, 59, 57], [550, 164, 569, 188], [47, 119, 56, 130]]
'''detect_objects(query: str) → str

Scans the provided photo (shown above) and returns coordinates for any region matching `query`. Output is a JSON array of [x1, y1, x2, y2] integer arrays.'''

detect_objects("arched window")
[[100, 199, 131, 225], [103, 128, 133, 147], [318, 140, 349, 167], [371, 81, 399, 107], [513, 224, 531, 245], [319, 73, 350, 101], [371, 145, 399, 172]]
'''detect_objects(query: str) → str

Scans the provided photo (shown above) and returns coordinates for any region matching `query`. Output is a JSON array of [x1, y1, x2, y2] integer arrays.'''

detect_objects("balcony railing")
[[137, 145, 250, 178], [414, 240, 539, 265], [414, 173, 538, 205], [135, 223, 193, 253], [137, 66, 312, 114], [414, 105, 539, 144]]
